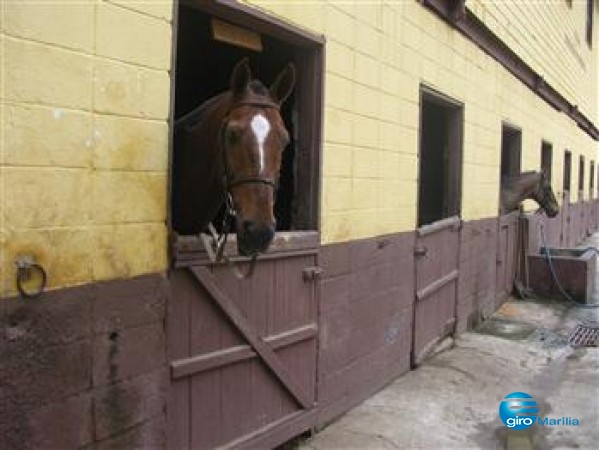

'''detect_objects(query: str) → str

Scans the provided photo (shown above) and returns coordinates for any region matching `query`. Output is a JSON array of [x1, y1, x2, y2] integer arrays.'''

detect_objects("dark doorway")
[[500, 123, 521, 180], [171, 3, 322, 234], [579, 155, 585, 200], [541, 140, 553, 181], [564, 150, 572, 195], [587, 0, 594, 46], [417, 87, 463, 227], [590, 160, 595, 198]]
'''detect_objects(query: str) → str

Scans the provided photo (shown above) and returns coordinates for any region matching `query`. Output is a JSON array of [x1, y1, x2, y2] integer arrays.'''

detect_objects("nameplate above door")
[[211, 18, 263, 52]]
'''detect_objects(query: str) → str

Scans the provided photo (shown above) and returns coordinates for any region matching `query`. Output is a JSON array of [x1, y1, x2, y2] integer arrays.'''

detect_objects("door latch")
[[414, 246, 428, 257], [302, 266, 323, 281]]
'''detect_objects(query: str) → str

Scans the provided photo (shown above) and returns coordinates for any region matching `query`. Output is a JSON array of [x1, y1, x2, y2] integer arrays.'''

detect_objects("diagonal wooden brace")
[[189, 266, 313, 410]]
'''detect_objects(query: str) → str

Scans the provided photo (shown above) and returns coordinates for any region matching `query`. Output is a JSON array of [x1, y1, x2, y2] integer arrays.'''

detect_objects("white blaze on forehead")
[[250, 113, 271, 172]]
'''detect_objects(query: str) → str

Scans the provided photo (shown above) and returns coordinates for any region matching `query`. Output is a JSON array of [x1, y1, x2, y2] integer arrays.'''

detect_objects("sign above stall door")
[[211, 18, 263, 51]]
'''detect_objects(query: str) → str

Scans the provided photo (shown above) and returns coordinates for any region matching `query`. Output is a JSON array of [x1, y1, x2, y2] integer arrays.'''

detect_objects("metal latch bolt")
[[302, 266, 323, 281], [414, 246, 428, 257]]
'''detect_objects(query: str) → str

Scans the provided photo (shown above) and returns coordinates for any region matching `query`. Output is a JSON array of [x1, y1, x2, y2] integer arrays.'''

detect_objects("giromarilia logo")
[[499, 392, 538, 430], [499, 392, 580, 429]]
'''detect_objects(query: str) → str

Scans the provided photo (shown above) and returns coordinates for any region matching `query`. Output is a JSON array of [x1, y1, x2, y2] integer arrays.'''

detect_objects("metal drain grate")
[[568, 324, 599, 348]]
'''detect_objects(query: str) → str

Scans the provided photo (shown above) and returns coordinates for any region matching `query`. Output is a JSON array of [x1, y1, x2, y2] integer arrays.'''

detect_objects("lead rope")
[[201, 194, 259, 279]]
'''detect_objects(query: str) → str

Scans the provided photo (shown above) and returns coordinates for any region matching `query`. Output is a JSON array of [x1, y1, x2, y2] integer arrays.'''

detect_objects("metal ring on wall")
[[15, 259, 47, 299]]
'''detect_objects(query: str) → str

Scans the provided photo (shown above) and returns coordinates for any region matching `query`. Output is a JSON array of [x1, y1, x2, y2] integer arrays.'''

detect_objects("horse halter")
[[533, 174, 556, 216]]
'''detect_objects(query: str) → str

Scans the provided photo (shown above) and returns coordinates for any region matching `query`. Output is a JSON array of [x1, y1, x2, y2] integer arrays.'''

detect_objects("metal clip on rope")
[[201, 222, 258, 280], [15, 256, 47, 299]]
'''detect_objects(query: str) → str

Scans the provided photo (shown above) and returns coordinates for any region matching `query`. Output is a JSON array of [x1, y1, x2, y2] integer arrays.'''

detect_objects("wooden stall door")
[[591, 200, 599, 235], [561, 194, 573, 247], [579, 201, 587, 242], [412, 217, 460, 366], [496, 211, 519, 302], [167, 233, 319, 449], [543, 209, 563, 248], [586, 201, 595, 236]]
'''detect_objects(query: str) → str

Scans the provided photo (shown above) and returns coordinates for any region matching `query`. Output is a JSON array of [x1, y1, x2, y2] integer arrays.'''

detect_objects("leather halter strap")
[[228, 177, 277, 188], [227, 100, 280, 112]]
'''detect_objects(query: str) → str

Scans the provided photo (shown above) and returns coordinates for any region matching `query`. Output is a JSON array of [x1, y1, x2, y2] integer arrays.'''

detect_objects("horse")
[[500, 170, 559, 217], [172, 58, 295, 257]]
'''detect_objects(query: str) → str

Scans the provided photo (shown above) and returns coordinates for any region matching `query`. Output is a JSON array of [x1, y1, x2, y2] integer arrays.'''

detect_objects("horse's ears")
[[270, 64, 296, 105], [230, 58, 251, 96]]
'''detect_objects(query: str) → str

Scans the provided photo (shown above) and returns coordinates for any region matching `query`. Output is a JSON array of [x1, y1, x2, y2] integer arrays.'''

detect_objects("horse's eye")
[[225, 123, 242, 145], [225, 130, 239, 145]]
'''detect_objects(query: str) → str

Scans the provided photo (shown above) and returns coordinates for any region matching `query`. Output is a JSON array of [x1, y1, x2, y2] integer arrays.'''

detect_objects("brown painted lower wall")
[[456, 217, 498, 333], [1, 199, 596, 449], [314, 220, 500, 428], [315, 199, 598, 428], [316, 232, 414, 427], [522, 199, 599, 254], [0, 274, 168, 450]]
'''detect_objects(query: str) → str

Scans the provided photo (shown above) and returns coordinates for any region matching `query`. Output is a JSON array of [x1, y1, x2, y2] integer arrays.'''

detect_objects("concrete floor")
[[300, 236, 599, 450]]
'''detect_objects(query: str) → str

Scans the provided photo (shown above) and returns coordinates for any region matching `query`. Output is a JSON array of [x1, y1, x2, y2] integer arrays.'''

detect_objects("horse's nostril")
[[242, 220, 255, 233], [240, 220, 275, 252], [264, 225, 275, 241]]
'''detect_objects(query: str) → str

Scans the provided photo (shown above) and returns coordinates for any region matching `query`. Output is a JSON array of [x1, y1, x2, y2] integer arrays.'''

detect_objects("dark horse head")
[[533, 170, 559, 218], [173, 59, 295, 256], [500, 170, 559, 217]]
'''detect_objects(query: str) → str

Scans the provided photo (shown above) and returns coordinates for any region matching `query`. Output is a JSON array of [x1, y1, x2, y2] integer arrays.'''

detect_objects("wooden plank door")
[[412, 216, 460, 366], [562, 194, 573, 247], [496, 211, 519, 302], [167, 232, 319, 449]]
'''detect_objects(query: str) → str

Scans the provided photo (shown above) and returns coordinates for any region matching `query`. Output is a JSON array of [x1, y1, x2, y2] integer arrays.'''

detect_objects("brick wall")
[[468, 0, 598, 121], [3, 1, 597, 290], [467, 0, 599, 212], [0, 274, 168, 449], [1, 1, 173, 297], [3, 1, 597, 285], [247, 1, 599, 244]]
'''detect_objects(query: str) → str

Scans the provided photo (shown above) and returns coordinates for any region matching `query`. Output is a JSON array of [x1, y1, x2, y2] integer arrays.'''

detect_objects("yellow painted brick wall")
[[468, 0, 598, 126], [2, 0, 598, 295], [1, 0, 173, 297], [246, 1, 598, 244]]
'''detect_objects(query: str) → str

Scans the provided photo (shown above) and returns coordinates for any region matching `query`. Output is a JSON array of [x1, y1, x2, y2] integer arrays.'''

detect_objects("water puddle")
[[476, 317, 536, 340]]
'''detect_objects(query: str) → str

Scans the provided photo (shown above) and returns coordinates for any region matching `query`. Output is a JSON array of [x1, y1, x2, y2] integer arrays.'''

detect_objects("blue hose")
[[579, 247, 599, 256], [539, 223, 599, 308]]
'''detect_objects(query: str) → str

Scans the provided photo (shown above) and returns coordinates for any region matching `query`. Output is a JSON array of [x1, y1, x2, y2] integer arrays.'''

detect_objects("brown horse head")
[[222, 59, 295, 256], [500, 170, 559, 217], [533, 170, 559, 218]]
